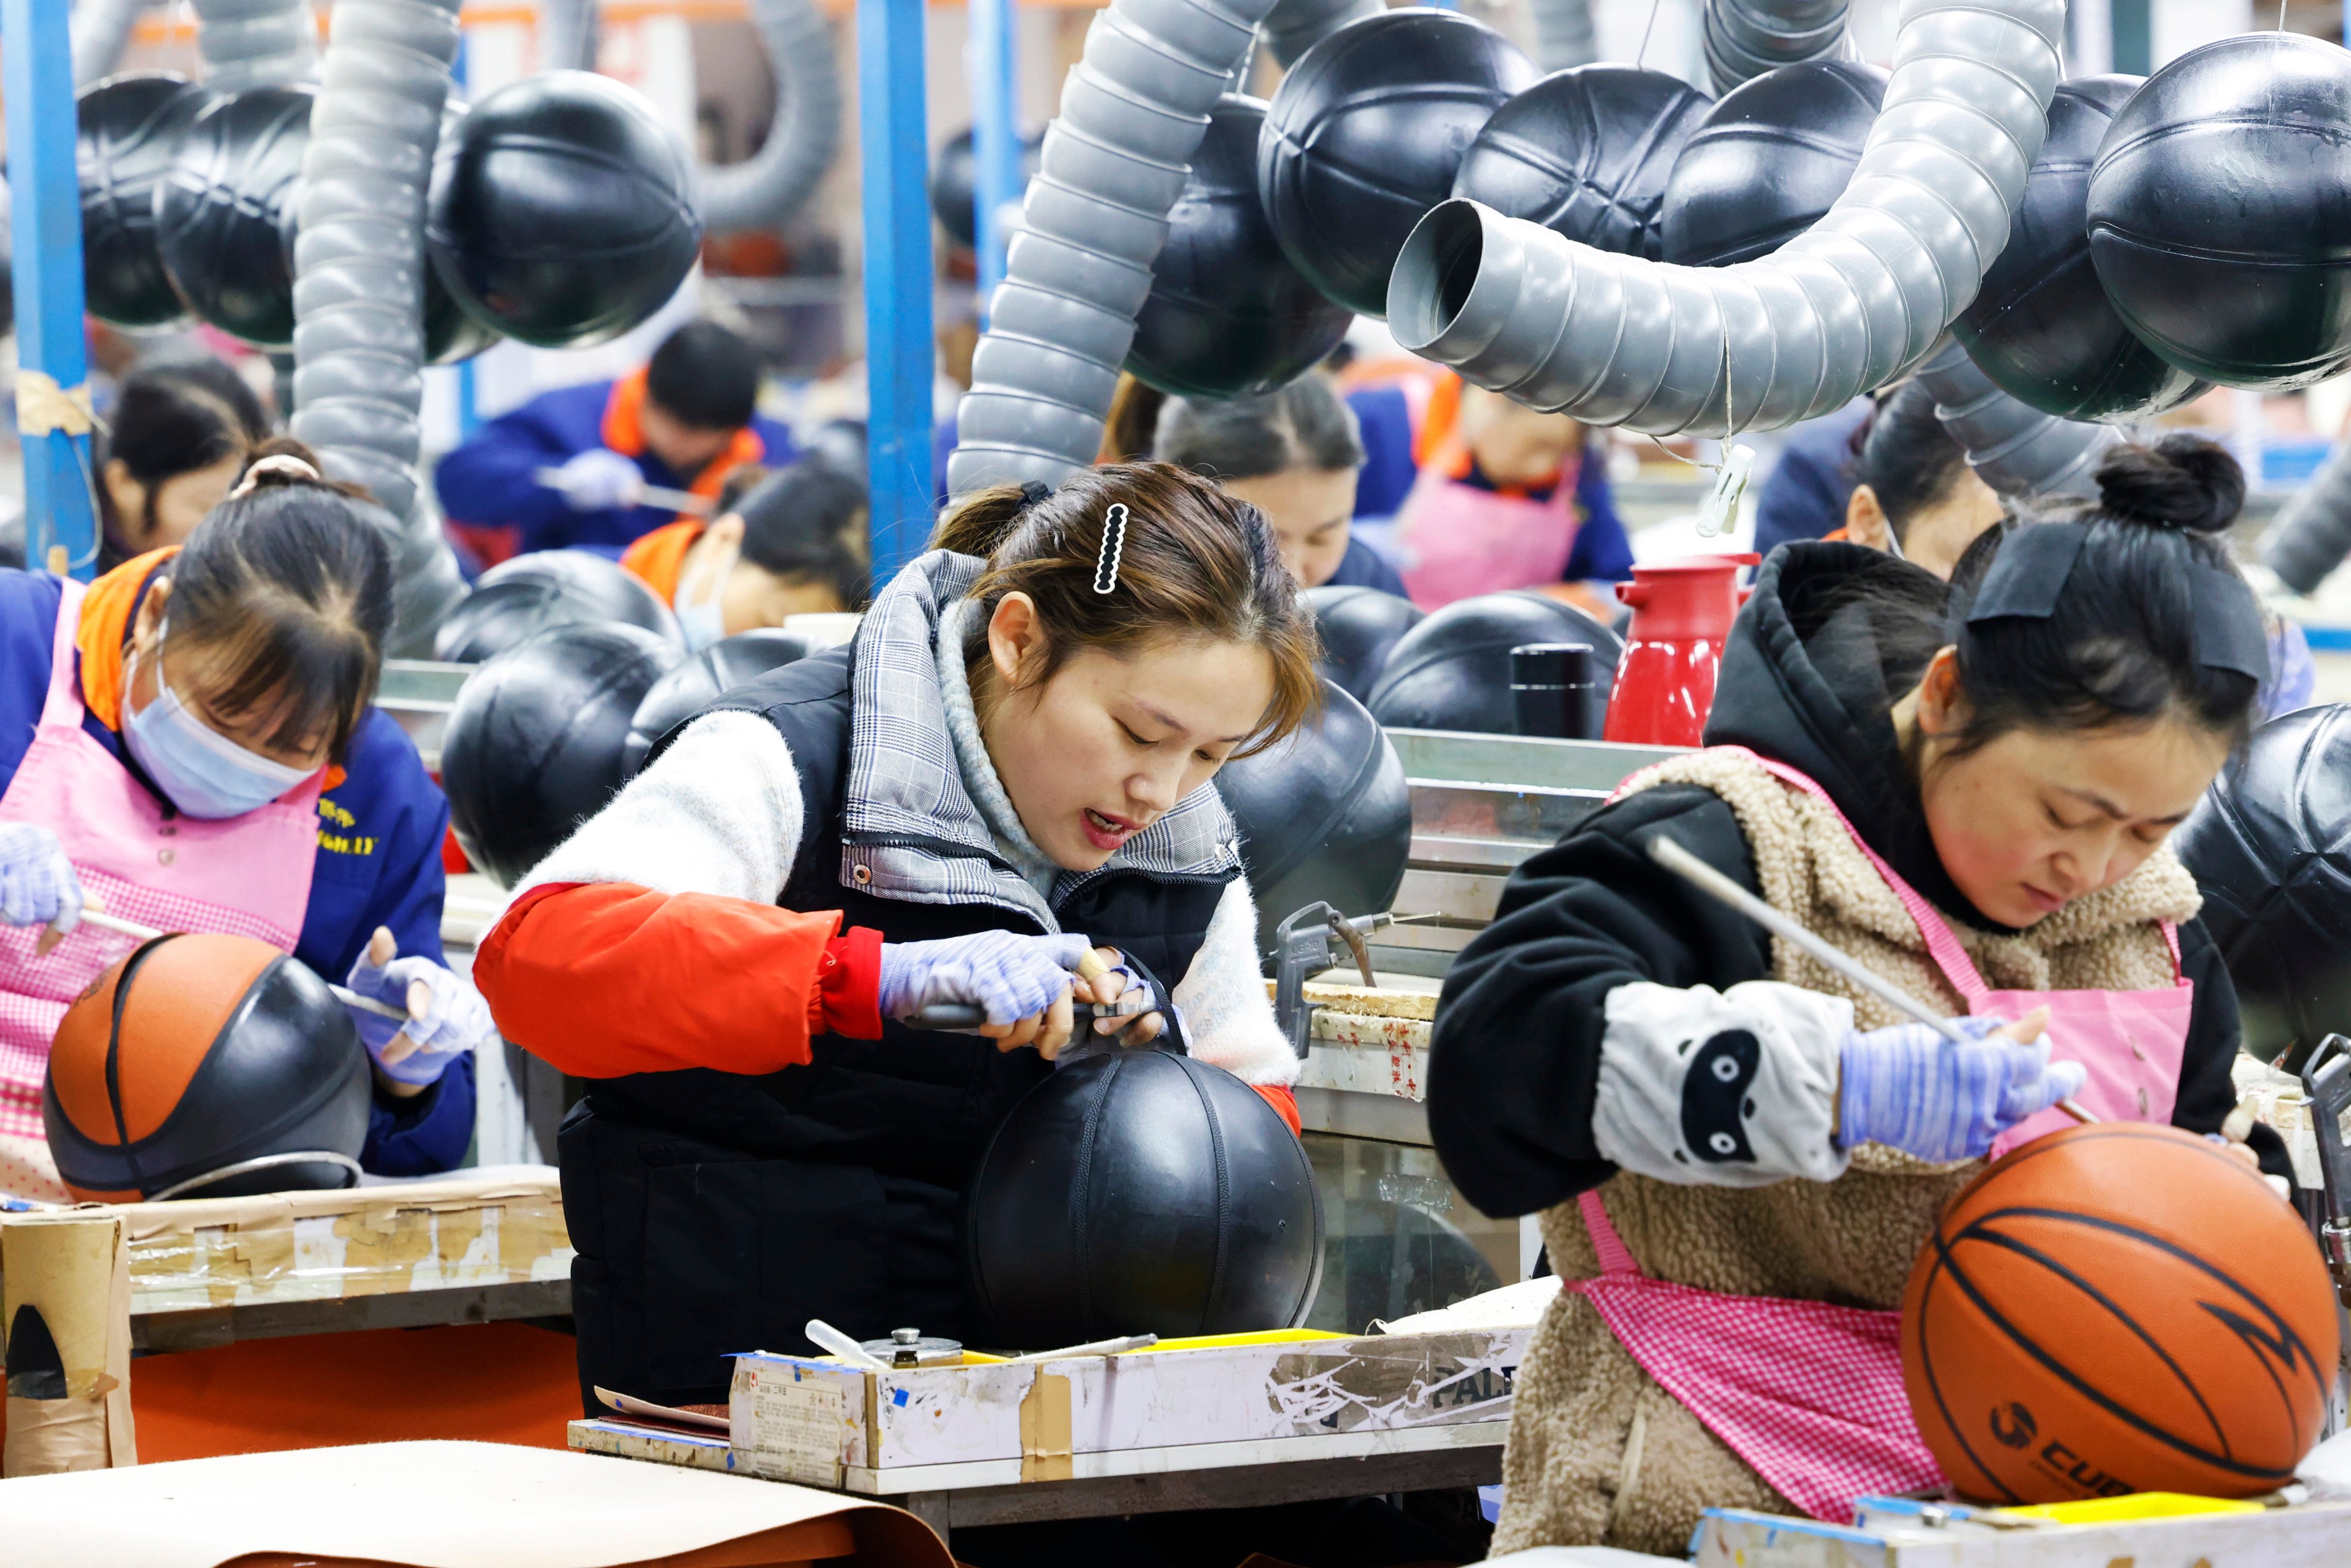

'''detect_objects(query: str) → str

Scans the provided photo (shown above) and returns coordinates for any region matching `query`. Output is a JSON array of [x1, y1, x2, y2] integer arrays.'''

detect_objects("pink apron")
[[1574, 746, 2196, 1522], [0, 577, 323, 1199], [1396, 453, 1582, 610]]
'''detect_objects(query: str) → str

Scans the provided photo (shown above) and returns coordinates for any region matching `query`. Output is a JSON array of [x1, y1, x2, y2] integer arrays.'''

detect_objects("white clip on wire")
[[1093, 503, 1128, 595], [1694, 444, 1757, 540]]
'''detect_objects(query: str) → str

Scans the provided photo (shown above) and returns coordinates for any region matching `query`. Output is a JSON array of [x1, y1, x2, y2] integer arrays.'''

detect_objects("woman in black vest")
[[476, 463, 1322, 1410]]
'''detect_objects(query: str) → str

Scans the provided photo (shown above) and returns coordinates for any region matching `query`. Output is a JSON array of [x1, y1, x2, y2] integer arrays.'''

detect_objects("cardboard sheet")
[[2, 1212, 135, 1473], [0, 1438, 953, 1568]]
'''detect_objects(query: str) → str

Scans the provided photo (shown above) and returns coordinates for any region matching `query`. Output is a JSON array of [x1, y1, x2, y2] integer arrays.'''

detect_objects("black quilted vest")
[[560, 648, 1235, 1408]]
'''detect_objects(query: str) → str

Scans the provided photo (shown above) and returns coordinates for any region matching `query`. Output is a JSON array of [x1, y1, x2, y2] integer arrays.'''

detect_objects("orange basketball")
[[1900, 1122, 2338, 1504]]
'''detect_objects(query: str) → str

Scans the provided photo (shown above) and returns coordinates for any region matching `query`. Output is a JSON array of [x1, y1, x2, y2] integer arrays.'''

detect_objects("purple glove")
[[346, 930, 493, 1086], [0, 823, 82, 934], [1838, 1016, 2086, 1163], [878, 932, 1093, 1026]]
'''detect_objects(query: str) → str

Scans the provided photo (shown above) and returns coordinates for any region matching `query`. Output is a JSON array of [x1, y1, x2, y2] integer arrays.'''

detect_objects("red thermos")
[[1601, 553, 1760, 747]]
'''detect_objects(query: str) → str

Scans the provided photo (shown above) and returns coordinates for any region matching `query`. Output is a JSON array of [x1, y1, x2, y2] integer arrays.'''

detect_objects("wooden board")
[[1692, 1499, 2351, 1566]]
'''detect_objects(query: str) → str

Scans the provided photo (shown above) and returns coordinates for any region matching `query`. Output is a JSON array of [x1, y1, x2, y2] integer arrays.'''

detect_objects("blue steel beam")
[[5, 0, 100, 581], [859, 0, 936, 582], [969, 0, 1020, 317]]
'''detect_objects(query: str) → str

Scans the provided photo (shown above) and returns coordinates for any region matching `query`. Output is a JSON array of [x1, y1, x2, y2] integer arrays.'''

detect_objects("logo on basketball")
[[1989, 1402, 2036, 1450]]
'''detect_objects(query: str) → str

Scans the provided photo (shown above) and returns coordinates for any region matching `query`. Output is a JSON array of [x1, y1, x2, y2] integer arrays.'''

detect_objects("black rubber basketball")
[[930, 125, 1041, 249], [2086, 33, 2351, 390], [441, 622, 686, 888], [1128, 95, 1354, 400], [427, 70, 702, 350], [1367, 590, 1621, 734], [1452, 65, 1713, 259], [621, 627, 814, 780], [1259, 9, 1539, 317], [78, 73, 208, 329], [1954, 76, 2205, 422], [154, 84, 313, 348], [965, 1047, 1322, 1349], [1215, 678, 1410, 957], [1658, 60, 1887, 268], [2174, 703, 2351, 1071], [1305, 583, 1423, 702], [45, 932, 368, 1202], [422, 100, 504, 366], [433, 550, 682, 665]]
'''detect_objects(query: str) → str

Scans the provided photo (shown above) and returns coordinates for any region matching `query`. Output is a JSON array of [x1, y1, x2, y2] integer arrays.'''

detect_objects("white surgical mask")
[[674, 533, 740, 653], [121, 632, 317, 820]]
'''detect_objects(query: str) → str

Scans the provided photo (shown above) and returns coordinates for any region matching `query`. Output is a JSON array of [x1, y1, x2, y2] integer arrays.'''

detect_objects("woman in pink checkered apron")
[[1426, 439, 2295, 1554], [0, 450, 488, 1200]]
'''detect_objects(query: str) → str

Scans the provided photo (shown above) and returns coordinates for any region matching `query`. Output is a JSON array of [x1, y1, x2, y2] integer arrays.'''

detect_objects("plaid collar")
[[839, 552, 1240, 926]]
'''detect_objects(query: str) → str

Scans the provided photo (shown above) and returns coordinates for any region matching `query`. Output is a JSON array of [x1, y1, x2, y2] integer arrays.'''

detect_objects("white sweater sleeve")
[[1172, 878, 1298, 1088], [513, 712, 806, 903]]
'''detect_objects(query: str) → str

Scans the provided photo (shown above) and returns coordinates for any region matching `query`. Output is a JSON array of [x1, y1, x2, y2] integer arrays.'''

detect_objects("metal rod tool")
[[534, 465, 714, 517], [73, 907, 410, 1023]]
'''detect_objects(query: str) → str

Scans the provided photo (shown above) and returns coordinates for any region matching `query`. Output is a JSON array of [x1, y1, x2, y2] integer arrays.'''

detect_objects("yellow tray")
[[1992, 1492, 2265, 1526]]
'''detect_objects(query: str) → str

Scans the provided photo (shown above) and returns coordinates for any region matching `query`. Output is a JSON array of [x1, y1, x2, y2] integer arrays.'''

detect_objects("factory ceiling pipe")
[[1913, 337, 2112, 501], [284, 0, 470, 655], [72, 0, 154, 87], [2261, 447, 2351, 597], [1703, 0, 1852, 94], [1527, 0, 1599, 72], [1386, 0, 2063, 440], [948, 0, 1371, 494], [188, 0, 320, 91]]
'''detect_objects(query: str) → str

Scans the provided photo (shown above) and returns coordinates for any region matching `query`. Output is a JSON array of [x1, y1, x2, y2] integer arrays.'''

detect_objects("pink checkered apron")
[[1579, 747, 2198, 1520], [0, 576, 322, 1200]]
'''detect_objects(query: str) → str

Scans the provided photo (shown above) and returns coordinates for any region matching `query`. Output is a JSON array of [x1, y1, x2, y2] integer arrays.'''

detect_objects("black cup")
[[1511, 642, 1596, 739]]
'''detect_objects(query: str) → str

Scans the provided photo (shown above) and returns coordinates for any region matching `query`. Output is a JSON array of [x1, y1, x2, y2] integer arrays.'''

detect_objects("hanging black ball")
[[622, 627, 814, 780], [1259, 9, 1539, 317], [442, 622, 687, 888], [1955, 76, 2206, 422], [2086, 33, 2351, 391], [1452, 65, 1713, 260], [965, 1048, 1322, 1349], [1215, 678, 1410, 958], [1305, 584, 1423, 703], [1658, 60, 1887, 268], [2174, 703, 2351, 1072], [1128, 95, 1354, 400], [421, 100, 505, 366], [1367, 590, 1621, 735], [427, 70, 703, 350], [433, 550, 682, 665], [154, 84, 314, 348], [78, 73, 208, 330], [930, 125, 1041, 249]]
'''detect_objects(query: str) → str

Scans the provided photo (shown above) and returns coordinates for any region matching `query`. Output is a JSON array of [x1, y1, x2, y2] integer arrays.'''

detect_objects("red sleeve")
[[474, 882, 883, 1078], [1252, 1084, 1302, 1139]]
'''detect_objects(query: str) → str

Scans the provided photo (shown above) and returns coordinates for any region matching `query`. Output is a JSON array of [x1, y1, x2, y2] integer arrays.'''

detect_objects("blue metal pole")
[[4, 0, 100, 581], [859, 0, 936, 582], [452, 27, 481, 438], [969, 0, 1020, 320]]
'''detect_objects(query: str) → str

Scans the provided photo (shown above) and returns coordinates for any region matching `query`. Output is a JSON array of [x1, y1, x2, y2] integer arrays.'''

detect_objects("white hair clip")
[[1093, 503, 1128, 595], [228, 452, 321, 499]]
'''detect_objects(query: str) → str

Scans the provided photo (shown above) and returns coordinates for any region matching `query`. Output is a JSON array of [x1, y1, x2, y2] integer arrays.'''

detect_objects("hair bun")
[[2092, 433, 2243, 535]]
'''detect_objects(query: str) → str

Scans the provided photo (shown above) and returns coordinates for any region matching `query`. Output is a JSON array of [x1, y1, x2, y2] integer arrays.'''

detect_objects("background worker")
[[434, 320, 796, 565], [619, 460, 872, 649], [96, 358, 272, 570], [1427, 437, 2290, 1555], [0, 444, 486, 1200], [1153, 378, 1409, 596]]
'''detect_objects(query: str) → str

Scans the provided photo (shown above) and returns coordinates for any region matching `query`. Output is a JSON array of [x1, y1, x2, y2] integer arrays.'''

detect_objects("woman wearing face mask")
[[619, 461, 872, 650], [1152, 377, 1409, 596], [472, 463, 1317, 1415], [96, 358, 271, 570], [1426, 436, 2292, 1555], [0, 442, 489, 1199]]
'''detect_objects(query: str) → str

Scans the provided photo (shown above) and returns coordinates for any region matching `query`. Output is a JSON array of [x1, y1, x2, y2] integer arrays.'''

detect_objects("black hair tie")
[[1018, 480, 1052, 511]]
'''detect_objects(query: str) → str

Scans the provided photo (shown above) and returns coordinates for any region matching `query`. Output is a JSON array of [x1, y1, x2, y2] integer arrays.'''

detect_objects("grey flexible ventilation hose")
[[948, 0, 1373, 494], [537, 0, 598, 72], [2262, 448, 2351, 595], [285, 0, 468, 656], [1703, 0, 1852, 94], [1527, 0, 1598, 72], [188, 0, 319, 91], [1914, 337, 2111, 500], [1387, 0, 2063, 440], [72, 0, 154, 87], [701, 0, 845, 233]]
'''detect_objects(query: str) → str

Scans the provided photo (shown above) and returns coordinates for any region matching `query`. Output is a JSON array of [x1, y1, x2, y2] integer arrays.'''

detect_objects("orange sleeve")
[[474, 882, 882, 1078], [617, 519, 701, 604], [1252, 1084, 1302, 1139]]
